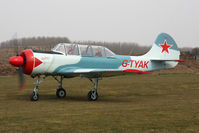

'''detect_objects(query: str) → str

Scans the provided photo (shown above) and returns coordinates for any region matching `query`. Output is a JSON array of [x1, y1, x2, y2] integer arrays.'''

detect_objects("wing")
[[55, 67, 148, 78]]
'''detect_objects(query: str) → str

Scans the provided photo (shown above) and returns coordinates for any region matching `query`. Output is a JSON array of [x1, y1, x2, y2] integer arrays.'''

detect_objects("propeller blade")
[[18, 66, 26, 90], [12, 33, 19, 56], [14, 39, 19, 56]]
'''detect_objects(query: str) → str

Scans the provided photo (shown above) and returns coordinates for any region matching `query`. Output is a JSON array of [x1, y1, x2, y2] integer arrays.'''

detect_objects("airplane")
[[9, 33, 182, 101]]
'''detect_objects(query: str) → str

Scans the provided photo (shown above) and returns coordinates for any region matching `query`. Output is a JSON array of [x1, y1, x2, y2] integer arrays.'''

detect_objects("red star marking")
[[160, 41, 172, 54]]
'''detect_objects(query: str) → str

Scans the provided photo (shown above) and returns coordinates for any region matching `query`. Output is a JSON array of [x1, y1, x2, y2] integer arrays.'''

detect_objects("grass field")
[[0, 73, 199, 133]]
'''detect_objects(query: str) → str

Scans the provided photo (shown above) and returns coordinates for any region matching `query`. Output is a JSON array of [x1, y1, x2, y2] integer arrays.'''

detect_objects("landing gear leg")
[[54, 76, 66, 98], [88, 78, 99, 101], [30, 75, 46, 101]]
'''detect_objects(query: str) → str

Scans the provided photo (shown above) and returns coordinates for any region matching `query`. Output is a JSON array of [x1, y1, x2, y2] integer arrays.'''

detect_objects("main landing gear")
[[87, 78, 99, 101], [30, 75, 100, 101], [54, 76, 66, 98]]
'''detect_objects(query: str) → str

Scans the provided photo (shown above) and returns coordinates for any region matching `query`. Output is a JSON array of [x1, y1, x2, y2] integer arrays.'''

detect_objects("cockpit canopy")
[[52, 43, 115, 57]]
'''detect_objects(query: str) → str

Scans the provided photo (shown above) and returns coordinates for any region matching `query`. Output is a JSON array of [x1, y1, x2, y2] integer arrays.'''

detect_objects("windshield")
[[52, 44, 66, 54]]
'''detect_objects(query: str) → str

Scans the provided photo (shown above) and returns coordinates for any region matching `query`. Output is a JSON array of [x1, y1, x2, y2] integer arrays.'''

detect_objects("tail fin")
[[145, 33, 180, 60], [144, 33, 180, 69]]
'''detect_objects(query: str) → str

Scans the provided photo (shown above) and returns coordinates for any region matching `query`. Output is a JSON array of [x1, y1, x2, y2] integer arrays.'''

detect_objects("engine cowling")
[[20, 49, 34, 75], [9, 49, 35, 75]]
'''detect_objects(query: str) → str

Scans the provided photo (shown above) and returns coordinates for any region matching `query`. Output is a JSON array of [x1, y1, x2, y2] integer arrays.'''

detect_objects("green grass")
[[0, 73, 199, 133]]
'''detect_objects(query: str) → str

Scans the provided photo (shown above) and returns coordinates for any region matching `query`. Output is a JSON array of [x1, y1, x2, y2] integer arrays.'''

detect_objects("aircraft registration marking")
[[122, 60, 149, 69]]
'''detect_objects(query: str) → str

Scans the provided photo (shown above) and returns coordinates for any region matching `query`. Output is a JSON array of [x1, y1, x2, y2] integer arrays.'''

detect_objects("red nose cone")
[[9, 56, 24, 66]]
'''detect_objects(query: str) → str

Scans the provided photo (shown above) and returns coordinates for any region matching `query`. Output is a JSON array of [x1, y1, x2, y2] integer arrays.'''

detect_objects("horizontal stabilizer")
[[151, 59, 184, 62]]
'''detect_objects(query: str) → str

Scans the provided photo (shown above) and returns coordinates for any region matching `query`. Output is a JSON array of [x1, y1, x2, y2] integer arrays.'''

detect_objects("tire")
[[88, 91, 98, 101], [56, 88, 66, 98], [30, 92, 39, 101]]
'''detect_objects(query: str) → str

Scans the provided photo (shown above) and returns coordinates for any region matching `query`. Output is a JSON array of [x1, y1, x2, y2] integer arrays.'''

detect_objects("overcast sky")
[[0, 0, 198, 47]]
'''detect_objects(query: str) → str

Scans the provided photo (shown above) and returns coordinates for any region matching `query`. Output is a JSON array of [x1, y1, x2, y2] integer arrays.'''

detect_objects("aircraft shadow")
[[14, 94, 132, 103]]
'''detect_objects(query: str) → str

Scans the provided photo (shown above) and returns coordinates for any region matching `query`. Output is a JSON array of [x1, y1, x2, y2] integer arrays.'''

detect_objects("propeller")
[[13, 33, 19, 55], [18, 66, 26, 90], [10, 33, 26, 90]]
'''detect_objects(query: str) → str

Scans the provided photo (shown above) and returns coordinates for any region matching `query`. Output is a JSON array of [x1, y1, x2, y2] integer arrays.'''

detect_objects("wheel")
[[30, 92, 39, 101], [88, 91, 98, 101], [56, 88, 66, 98]]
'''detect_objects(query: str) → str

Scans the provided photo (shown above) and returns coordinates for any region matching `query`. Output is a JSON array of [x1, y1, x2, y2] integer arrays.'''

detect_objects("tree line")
[[0, 36, 198, 55], [0, 36, 70, 48], [0, 37, 151, 54]]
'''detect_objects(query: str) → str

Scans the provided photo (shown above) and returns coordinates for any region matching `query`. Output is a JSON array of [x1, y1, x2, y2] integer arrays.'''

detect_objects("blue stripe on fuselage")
[[53, 55, 131, 74]]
